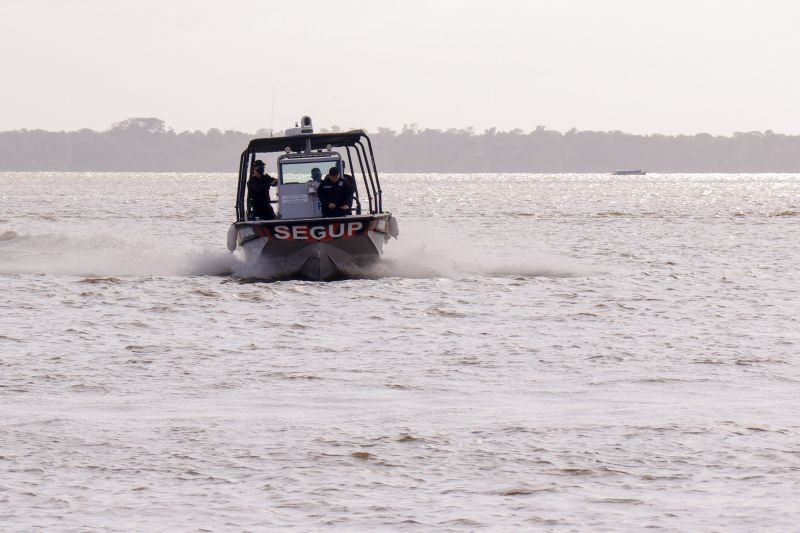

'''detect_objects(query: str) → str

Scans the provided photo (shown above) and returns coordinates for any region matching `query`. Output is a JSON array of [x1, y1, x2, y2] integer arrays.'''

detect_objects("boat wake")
[[369, 225, 588, 279], [0, 224, 587, 280], [0, 228, 234, 277]]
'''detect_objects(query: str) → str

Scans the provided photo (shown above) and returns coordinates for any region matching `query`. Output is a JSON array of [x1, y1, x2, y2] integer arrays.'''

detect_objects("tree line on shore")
[[1, 117, 799, 172]]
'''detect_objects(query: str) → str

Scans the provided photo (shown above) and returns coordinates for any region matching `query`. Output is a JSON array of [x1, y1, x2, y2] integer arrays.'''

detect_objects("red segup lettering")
[[269, 221, 364, 241]]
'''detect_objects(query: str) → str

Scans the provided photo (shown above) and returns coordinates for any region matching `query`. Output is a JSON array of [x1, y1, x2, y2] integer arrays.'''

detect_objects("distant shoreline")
[[2, 118, 799, 172]]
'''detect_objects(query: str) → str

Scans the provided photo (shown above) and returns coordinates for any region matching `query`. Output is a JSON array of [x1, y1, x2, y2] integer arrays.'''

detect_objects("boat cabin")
[[235, 116, 384, 222]]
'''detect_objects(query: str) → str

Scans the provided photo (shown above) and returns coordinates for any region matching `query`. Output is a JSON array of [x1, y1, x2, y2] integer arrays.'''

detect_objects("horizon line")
[[1, 118, 795, 139]]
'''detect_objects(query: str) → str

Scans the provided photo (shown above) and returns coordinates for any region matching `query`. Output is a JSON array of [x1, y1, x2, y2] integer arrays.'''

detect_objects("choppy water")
[[1, 172, 799, 531]]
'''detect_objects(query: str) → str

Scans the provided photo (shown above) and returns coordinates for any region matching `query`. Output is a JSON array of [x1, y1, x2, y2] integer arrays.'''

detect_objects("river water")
[[1, 172, 799, 531]]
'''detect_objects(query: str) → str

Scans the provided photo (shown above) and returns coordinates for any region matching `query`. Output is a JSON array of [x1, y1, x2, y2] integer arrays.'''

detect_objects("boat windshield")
[[281, 159, 342, 184]]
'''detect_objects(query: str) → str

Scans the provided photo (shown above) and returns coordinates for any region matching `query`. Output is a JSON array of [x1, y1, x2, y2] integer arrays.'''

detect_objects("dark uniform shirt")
[[317, 176, 353, 217], [247, 174, 276, 220]]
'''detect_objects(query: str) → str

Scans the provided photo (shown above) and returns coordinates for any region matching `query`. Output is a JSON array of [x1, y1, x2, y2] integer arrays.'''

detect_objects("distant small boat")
[[612, 169, 646, 176]]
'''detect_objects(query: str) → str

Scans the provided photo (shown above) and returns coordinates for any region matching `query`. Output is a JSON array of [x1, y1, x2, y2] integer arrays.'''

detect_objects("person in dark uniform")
[[341, 162, 357, 192], [317, 166, 352, 217], [341, 161, 359, 214], [247, 160, 278, 220]]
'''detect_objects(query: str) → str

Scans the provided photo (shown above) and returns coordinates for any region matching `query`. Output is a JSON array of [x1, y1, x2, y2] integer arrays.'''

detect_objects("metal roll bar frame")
[[235, 130, 382, 222]]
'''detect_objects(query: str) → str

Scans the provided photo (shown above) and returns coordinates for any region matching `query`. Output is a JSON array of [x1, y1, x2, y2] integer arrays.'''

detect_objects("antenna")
[[270, 87, 276, 137]]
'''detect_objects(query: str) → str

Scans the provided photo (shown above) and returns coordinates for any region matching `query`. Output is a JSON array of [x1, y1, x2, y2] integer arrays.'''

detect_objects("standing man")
[[317, 166, 352, 217], [247, 160, 278, 220]]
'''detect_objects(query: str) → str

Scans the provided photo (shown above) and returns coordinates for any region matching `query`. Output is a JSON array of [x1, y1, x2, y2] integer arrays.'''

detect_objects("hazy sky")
[[2, 0, 799, 135]]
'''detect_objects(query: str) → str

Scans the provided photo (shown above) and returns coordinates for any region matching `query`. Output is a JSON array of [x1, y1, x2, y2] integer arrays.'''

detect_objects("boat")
[[226, 116, 399, 281], [612, 169, 646, 175]]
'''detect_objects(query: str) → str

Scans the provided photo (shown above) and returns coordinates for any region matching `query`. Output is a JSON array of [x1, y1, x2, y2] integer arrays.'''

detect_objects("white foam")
[[374, 222, 588, 279], [0, 228, 234, 277]]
